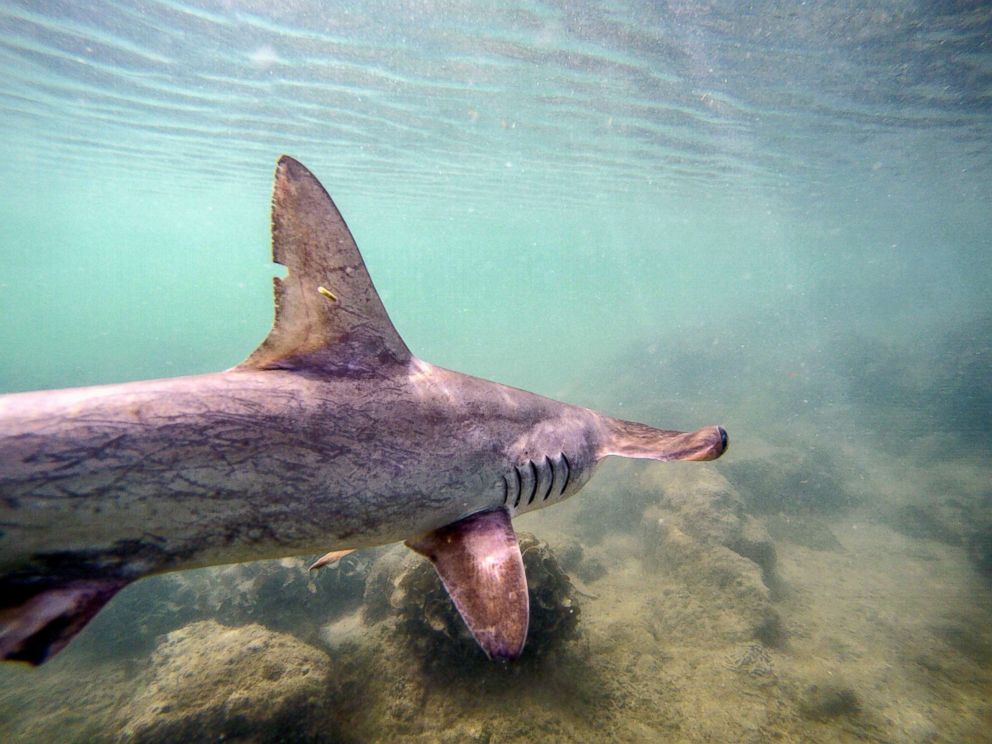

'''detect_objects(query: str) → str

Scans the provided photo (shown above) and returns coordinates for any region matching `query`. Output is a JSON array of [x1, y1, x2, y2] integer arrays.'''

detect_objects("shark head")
[[500, 408, 727, 522]]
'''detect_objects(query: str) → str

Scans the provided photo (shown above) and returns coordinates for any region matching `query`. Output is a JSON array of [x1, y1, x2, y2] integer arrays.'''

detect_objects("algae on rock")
[[116, 621, 336, 743]]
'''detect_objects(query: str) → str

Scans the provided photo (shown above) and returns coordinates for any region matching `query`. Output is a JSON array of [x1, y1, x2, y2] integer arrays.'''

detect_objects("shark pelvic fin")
[[0, 578, 130, 665], [406, 508, 529, 660], [601, 419, 728, 462], [238, 156, 411, 373]]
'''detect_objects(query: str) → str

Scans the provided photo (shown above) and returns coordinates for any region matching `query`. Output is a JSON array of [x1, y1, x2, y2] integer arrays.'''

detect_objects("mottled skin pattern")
[[0, 361, 609, 580], [0, 156, 727, 663]]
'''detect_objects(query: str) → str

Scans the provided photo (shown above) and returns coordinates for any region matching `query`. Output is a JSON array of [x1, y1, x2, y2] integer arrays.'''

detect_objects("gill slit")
[[527, 460, 539, 505], [542, 455, 554, 501], [512, 466, 523, 508], [560, 452, 571, 495]]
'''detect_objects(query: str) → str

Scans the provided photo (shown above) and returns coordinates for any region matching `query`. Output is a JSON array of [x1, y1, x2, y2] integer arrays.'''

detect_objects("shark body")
[[0, 157, 726, 664]]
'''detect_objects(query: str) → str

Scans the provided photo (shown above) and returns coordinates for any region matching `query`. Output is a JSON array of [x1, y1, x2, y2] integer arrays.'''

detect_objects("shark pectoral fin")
[[0, 578, 130, 665], [406, 508, 529, 661], [237, 156, 411, 373], [603, 418, 729, 462], [308, 548, 355, 571]]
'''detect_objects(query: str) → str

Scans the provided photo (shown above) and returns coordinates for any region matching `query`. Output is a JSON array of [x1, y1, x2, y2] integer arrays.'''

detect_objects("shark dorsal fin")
[[407, 508, 529, 660], [238, 156, 410, 373]]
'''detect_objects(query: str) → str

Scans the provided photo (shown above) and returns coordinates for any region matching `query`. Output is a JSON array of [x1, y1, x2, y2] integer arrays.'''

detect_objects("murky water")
[[1, 2, 990, 742]]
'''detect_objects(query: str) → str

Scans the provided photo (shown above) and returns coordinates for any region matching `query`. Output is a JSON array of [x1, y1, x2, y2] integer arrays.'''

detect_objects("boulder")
[[639, 465, 780, 590], [116, 620, 334, 743], [641, 515, 783, 647]]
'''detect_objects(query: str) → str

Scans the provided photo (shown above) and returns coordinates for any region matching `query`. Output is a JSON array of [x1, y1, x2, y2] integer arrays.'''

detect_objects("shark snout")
[[677, 425, 728, 461], [601, 418, 729, 462]]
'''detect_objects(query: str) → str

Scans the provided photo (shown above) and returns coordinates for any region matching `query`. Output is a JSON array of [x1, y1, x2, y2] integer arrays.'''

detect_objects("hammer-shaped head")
[[599, 418, 728, 463]]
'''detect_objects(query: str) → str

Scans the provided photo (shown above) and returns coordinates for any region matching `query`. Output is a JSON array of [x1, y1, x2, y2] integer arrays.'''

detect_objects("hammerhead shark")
[[0, 157, 727, 665]]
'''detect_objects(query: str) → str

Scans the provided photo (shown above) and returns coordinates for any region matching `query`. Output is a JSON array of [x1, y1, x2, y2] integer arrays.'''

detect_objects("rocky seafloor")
[[1, 444, 989, 743], [1, 324, 990, 743]]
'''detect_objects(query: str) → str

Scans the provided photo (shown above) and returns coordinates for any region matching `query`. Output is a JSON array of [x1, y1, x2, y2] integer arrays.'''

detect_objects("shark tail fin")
[[601, 418, 728, 462], [237, 156, 411, 374], [0, 577, 129, 665]]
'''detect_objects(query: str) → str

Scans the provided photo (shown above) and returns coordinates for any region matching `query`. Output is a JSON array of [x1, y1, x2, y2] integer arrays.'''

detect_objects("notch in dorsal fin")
[[406, 508, 529, 660], [238, 156, 410, 372]]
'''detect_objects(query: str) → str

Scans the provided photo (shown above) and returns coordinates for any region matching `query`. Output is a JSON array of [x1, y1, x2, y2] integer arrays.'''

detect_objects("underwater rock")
[[639, 466, 781, 589], [729, 515, 781, 579], [187, 555, 369, 630], [722, 448, 855, 515], [361, 545, 411, 623], [550, 536, 607, 584], [575, 555, 607, 583], [798, 681, 860, 721], [888, 503, 964, 545], [641, 510, 784, 647], [574, 474, 661, 545], [883, 485, 992, 583], [931, 622, 992, 666], [321, 607, 372, 654], [385, 532, 580, 668], [552, 537, 585, 573], [116, 620, 334, 743], [966, 524, 992, 583]]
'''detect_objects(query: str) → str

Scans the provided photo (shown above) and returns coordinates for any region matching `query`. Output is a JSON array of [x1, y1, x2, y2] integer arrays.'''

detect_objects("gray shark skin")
[[0, 156, 727, 664]]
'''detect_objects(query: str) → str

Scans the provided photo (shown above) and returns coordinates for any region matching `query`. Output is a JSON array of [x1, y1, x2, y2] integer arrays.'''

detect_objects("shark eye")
[[719, 427, 729, 452]]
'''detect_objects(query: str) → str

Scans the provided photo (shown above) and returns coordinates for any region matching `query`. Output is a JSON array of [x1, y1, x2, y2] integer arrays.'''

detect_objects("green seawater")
[[3, 1, 985, 401], [1, 2, 990, 742]]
